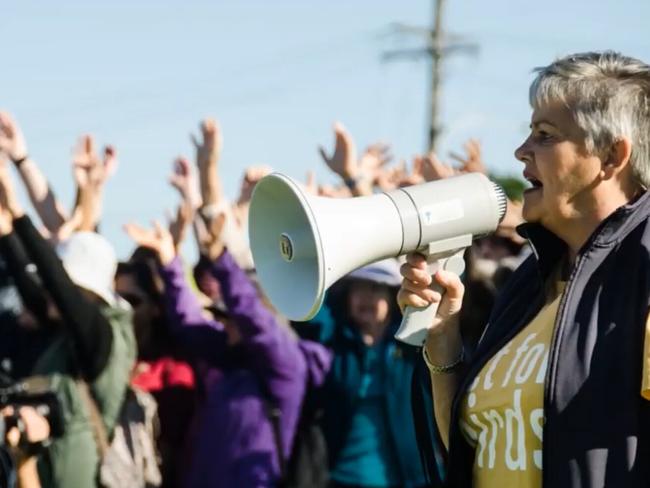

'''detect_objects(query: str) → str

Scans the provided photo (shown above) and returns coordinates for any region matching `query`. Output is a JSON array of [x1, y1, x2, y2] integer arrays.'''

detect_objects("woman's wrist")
[[424, 324, 463, 366]]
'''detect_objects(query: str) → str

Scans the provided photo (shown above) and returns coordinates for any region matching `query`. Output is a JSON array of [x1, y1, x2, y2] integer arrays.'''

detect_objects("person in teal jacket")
[[295, 259, 444, 488]]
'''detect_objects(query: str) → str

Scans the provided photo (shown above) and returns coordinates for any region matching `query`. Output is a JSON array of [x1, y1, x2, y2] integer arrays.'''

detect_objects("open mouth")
[[524, 174, 543, 191]]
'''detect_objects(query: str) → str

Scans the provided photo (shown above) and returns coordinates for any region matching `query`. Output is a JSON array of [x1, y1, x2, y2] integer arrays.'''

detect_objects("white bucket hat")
[[56, 232, 117, 306]]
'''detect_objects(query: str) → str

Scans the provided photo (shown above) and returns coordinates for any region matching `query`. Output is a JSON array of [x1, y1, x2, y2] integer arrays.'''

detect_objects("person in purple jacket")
[[124, 218, 332, 488]]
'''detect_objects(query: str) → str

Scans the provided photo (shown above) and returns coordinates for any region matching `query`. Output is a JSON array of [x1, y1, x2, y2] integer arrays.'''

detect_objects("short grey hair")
[[530, 51, 650, 188]]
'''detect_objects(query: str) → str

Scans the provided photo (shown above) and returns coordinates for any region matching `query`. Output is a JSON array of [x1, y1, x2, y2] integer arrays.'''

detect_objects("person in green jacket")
[[0, 165, 136, 488]]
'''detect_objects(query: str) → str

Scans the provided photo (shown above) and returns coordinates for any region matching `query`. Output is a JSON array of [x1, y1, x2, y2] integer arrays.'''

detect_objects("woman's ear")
[[602, 137, 632, 178]]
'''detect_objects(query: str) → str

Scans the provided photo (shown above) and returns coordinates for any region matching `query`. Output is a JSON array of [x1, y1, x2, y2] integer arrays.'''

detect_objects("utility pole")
[[382, 0, 477, 154], [429, 0, 445, 153]]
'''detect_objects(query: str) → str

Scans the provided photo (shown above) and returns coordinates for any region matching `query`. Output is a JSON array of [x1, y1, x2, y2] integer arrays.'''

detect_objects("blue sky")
[[4, 0, 650, 258]]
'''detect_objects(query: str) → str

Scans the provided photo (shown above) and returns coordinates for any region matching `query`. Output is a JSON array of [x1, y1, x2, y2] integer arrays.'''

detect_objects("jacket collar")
[[515, 190, 650, 277]]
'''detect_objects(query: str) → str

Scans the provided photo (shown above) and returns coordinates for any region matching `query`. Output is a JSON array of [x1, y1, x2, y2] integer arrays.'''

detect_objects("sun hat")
[[56, 232, 118, 306]]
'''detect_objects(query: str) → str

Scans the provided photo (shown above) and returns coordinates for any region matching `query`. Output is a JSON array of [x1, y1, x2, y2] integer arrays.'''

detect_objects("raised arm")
[[0, 220, 49, 326], [70, 135, 117, 232], [168, 156, 201, 252], [199, 213, 304, 381], [0, 112, 69, 233], [0, 164, 113, 381], [191, 118, 222, 208], [191, 118, 254, 269]]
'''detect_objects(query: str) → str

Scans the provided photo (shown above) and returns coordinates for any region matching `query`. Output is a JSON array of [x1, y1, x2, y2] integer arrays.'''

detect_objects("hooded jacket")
[[159, 250, 331, 488], [300, 282, 443, 488], [446, 192, 650, 487]]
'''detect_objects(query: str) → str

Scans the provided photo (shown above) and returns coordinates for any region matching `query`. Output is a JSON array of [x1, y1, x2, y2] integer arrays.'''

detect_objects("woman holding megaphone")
[[398, 51, 650, 488]]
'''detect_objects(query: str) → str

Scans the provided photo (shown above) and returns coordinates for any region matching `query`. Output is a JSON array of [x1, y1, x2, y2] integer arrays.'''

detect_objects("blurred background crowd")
[[0, 110, 527, 488]]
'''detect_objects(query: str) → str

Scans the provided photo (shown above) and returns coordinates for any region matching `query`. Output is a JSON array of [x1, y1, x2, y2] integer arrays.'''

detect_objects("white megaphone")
[[248, 172, 507, 346]]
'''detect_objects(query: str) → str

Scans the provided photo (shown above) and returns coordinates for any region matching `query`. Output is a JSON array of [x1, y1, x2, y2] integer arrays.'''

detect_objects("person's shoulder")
[[100, 300, 136, 361], [100, 298, 133, 324]]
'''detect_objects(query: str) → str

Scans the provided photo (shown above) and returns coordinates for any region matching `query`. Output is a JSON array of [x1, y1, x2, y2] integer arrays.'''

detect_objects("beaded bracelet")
[[422, 345, 464, 374]]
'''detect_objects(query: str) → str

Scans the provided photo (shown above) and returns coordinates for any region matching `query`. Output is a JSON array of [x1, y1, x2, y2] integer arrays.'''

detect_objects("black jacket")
[[446, 192, 650, 487]]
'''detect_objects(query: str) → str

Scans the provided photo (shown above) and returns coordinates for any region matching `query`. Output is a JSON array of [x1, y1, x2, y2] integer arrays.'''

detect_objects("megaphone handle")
[[394, 250, 466, 346]]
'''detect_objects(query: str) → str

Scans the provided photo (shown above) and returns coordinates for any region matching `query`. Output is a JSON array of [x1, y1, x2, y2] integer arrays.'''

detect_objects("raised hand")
[[72, 135, 117, 189], [169, 156, 202, 209], [449, 139, 486, 174], [0, 112, 28, 162], [191, 118, 222, 172], [415, 152, 458, 182], [123, 221, 176, 266], [317, 184, 352, 198], [318, 122, 358, 180], [381, 159, 424, 188], [70, 135, 116, 232], [359, 142, 392, 184], [237, 165, 273, 205]]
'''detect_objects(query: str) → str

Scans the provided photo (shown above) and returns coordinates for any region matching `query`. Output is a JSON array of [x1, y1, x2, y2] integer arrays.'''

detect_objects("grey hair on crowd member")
[[529, 51, 650, 189]]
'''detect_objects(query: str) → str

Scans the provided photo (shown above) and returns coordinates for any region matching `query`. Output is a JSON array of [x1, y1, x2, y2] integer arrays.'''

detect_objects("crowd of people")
[[0, 101, 524, 488], [0, 49, 648, 488]]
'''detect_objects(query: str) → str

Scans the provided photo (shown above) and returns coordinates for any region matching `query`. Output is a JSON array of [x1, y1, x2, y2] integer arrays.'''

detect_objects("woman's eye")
[[535, 131, 553, 142]]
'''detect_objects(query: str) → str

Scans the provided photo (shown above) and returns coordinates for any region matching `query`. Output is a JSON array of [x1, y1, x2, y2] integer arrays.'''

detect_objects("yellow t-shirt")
[[460, 287, 650, 488], [459, 284, 564, 488]]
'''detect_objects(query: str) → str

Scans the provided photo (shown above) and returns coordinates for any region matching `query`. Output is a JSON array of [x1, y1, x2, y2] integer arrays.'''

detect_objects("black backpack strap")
[[411, 353, 445, 487], [263, 398, 287, 483]]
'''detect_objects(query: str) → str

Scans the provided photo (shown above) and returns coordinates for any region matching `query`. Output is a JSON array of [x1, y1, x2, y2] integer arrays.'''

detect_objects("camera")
[[0, 376, 64, 445]]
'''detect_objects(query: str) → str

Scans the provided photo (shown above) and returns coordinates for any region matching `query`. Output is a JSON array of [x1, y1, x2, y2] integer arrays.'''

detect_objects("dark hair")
[[117, 247, 174, 360], [116, 247, 164, 304]]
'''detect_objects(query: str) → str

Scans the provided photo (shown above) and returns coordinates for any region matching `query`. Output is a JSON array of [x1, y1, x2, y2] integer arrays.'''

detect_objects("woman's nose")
[[514, 137, 532, 164]]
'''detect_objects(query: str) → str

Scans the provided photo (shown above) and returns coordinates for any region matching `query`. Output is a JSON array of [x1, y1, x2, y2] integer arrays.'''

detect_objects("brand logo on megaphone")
[[280, 233, 294, 262]]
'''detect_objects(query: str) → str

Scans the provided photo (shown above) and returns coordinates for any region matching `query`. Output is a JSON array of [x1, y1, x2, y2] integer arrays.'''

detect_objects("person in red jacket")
[[116, 247, 197, 488]]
